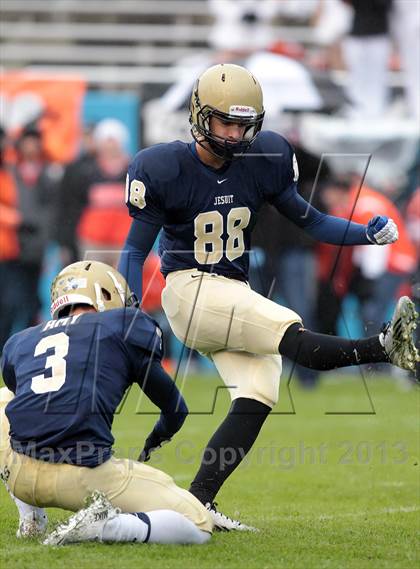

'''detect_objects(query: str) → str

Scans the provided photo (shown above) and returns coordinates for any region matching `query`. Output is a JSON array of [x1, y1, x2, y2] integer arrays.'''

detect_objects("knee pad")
[[212, 351, 282, 409]]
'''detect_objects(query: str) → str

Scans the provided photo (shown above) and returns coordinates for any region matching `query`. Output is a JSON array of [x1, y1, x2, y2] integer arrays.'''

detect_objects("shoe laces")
[[208, 502, 242, 527], [380, 321, 390, 335]]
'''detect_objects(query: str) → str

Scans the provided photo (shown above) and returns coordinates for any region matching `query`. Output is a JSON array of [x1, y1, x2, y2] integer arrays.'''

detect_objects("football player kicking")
[[0, 261, 213, 545], [118, 64, 419, 531]]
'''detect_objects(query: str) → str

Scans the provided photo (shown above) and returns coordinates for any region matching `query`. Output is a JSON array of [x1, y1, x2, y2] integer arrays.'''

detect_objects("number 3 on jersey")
[[194, 207, 251, 264], [31, 333, 69, 394]]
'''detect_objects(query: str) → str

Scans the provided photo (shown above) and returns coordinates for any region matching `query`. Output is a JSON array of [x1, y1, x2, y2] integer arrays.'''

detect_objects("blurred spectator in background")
[[208, 0, 280, 54], [320, 175, 416, 336], [404, 188, 420, 252], [391, 0, 420, 120], [55, 118, 131, 268], [311, 0, 353, 70], [0, 127, 21, 352], [316, 231, 354, 337], [0, 127, 59, 350], [342, 0, 394, 118], [54, 124, 97, 264]]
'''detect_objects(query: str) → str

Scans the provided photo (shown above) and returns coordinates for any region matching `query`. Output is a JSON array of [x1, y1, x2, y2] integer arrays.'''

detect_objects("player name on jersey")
[[43, 313, 82, 331]]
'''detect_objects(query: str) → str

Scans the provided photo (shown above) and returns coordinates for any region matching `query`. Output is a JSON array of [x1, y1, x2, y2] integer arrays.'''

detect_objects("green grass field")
[[1, 372, 419, 569]]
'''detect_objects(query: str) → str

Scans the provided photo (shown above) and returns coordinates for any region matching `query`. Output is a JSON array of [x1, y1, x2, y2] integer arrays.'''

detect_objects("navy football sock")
[[189, 397, 271, 505], [279, 323, 388, 370]]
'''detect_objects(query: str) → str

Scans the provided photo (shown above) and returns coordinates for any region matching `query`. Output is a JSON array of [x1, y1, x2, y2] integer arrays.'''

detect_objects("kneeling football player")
[[0, 261, 212, 545]]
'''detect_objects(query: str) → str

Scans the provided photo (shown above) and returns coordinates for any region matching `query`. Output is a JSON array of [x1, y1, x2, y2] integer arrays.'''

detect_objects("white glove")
[[366, 216, 399, 245]]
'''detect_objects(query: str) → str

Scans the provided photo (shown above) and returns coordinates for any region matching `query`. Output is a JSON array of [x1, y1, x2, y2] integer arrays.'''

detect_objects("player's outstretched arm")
[[137, 360, 188, 462], [118, 218, 161, 301], [275, 188, 398, 246]]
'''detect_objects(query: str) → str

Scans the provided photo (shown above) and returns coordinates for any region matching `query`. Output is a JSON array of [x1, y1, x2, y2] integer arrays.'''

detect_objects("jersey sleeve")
[[262, 135, 300, 208], [277, 189, 369, 244], [118, 218, 161, 301], [121, 309, 164, 372], [137, 360, 188, 439], [257, 133, 369, 246], [118, 310, 187, 439], [1, 336, 17, 393], [126, 152, 166, 226]]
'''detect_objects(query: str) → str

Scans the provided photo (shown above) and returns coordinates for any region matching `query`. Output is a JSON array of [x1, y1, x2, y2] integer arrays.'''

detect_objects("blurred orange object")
[[317, 183, 417, 295], [141, 252, 166, 313], [161, 358, 175, 374], [348, 185, 417, 275], [0, 71, 86, 164], [405, 188, 420, 250], [0, 168, 21, 261], [268, 41, 305, 61]]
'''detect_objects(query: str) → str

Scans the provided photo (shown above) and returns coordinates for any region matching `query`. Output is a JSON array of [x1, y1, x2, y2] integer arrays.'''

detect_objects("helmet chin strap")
[[192, 128, 248, 163], [208, 137, 250, 161], [107, 270, 126, 305]]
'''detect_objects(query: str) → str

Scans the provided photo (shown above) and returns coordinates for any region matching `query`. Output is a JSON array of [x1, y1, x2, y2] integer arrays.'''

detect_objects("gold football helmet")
[[189, 63, 265, 160], [50, 261, 137, 319]]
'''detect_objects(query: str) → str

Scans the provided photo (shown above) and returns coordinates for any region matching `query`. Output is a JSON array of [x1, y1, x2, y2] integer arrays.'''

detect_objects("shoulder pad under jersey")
[[131, 141, 186, 184], [252, 130, 294, 164], [102, 307, 163, 359]]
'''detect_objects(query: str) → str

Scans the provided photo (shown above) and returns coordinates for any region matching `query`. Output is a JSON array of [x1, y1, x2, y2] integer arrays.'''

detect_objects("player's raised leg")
[[163, 272, 418, 373], [279, 296, 419, 372]]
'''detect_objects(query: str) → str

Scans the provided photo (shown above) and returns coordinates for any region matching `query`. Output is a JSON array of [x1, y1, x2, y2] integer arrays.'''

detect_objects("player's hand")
[[138, 432, 172, 462], [366, 216, 398, 245]]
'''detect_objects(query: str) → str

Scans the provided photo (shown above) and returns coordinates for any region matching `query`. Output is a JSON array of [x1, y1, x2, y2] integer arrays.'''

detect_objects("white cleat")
[[43, 491, 120, 546], [17, 511, 48, 538], [380, 296, 419, 372], [205, 502, 258, 532]]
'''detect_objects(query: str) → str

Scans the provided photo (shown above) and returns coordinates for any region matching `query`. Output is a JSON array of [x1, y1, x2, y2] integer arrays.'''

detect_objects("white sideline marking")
[[317, 506, 419, 521], [262, 505, 420, 523]]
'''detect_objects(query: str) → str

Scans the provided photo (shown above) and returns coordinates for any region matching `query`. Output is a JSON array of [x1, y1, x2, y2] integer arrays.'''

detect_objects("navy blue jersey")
[[125, 131, 369, 284], [1, 308, 165, 467], [126, 131, 300, 281]]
